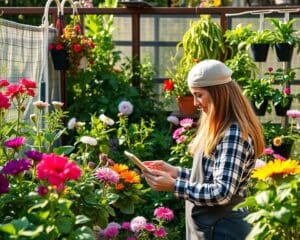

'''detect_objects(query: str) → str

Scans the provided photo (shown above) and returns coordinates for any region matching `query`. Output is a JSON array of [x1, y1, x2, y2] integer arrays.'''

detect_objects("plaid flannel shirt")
[[174, 123, 255, 206]]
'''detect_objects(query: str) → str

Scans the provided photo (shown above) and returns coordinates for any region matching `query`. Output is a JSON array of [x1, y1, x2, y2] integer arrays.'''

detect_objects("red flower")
[[164, 79, 174, 91], [56, 43, 63, 50], [89, 42, 95, 48], [0, 79, 9, 88], [0, 92, 10, 109], [5, 84, 25, 99], [48, 43, 55, 50], [268, 67, 273, 72], [73, 25, 81, 33], [73, 44, 81, 52], [19, 78, 37, 89]]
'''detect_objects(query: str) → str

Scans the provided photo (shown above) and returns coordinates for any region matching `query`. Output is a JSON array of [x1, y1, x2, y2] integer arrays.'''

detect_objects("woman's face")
[[189, 87, 212, 113]]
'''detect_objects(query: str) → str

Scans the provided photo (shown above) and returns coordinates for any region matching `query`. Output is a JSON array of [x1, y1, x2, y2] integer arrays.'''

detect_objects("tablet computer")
[[124, 151, 153, 174]]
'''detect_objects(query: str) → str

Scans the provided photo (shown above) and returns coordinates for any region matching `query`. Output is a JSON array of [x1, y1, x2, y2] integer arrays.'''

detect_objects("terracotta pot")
[[50, 49, 69, 70], [176, 95, 197, 115]]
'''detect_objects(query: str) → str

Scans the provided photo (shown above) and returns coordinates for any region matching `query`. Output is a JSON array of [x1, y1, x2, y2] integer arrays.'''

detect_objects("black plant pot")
[[251, 100, 268, 116], [272, 141, 294, 159], [251, 43, 269, 62], [274, 99, 292, 116], [50, 49, 69, 70], [275, 43, 294, 62]]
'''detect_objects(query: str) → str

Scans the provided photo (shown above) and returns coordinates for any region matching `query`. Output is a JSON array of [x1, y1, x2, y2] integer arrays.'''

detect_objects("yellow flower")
[[213, 0, 221, 7], [273, 136, 283, 146], [252, 159, 300, 180]]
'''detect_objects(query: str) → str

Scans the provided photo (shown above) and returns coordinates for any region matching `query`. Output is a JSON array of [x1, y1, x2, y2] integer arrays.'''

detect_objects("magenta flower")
[[154, 206, 174, 221], [179, 118, 193, 128], [154, 227, 167, 237], [283, 87, 291, 95], [4, 137, 25, 149], [176, 135, 187, 144], [103, 222, 121, 238], [121, 221, 131, 230], [172, 127, 184, 139], [268, 67, 273, 72], [36, 185, 49, 196], [130, 216, 147, 232], [263, 148, 274, 155], [0, 174, 9, 194], [144, 223, 155, 232], [95, 167, 119, 185], [25, 150, 43, 162], [0, 92, 11, 109], [273, 154, 287, 161], [0, 79, 9, 88], [2, 159, 32, 175]]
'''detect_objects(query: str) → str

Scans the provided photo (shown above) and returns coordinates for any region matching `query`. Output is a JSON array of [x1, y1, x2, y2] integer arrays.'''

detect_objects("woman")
[[143, 59, 265, 240]]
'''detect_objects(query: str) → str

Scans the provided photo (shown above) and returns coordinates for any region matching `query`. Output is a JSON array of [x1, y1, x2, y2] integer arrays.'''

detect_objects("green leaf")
[[272, 206, 291, 224], [120, 201, 134, 214], [19, 225, 44, 237], [0, 223, 17, 234], [53, 145, 75, 155], [276, 188, 292, 202], [246, 222, 268, 240], [255, 190, 271, 207], [28, 199, 49, 213], [234, 196, 256, 209], [56, 216, 73, 234], [75, 215, 90, 225], [245, 210, 268, 224], [107, 193, 119, 205], [0, 217, 29, 234], [72, 226, 94, 240]]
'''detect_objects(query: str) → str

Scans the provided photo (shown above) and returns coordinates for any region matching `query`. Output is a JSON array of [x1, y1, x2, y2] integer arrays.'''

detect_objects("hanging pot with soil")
[[50, 49, 69, 70], [250, 43, 269, 62]]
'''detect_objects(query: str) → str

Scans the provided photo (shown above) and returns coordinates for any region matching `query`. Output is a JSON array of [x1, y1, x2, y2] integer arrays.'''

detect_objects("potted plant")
[[268, 18, 300, 62], [49, 21, 95, 75], [243, 77, 274, 116], [247, 29, 274, 62]]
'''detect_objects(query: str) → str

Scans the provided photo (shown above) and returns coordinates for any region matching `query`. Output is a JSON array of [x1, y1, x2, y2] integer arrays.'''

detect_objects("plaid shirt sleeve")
[[174, 123, 254, 206]]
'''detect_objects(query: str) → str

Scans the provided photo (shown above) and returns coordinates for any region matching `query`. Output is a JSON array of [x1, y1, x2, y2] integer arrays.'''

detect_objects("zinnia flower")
[[4, 137, 25, 149], [286, 109, 300, 118], [130, 216, 147, 232], [172, 127, 184, 139], [36, 153, 81, 189], [0, 174, 9, 194], [154, 206, 174, 221], [251, 159, 300, 180], [67, 117, 77, 129], [95, 167, 119, 185], [272, 154, 286, 161], [99, 114, 115, 126], [176, 135, 187, 143], [121, 221, 131, 230], [118, 101, 134, 116], [19, 78, 37, 89], [154, 227, 167, 237], [0, 79, 9, 87], [179, 118, 193, 128], [80, 136, 97, 146], [103, 222, 121, 238], [144, 223, 155, 232], [167, 115, 179, 126], [2, 159, 32, 175], [263, 148, 274, 155], [0, 92, 11, 109]]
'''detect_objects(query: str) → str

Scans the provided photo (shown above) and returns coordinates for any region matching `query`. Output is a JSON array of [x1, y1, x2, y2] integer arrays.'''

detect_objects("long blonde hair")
[[189, 81, 265, 159]]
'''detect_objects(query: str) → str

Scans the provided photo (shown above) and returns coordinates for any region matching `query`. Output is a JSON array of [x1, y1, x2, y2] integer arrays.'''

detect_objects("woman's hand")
[[143, 160, 178, 178], [143, 169, 176, 192]]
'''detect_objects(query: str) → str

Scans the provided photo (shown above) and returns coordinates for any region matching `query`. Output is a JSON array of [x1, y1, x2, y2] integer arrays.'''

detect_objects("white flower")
[[80, 136, 97, 146], [99, 114, 115, 126], [130, 216, 147, 232], [67, 117, 77, 129], [254, 159, 266, 169], [32, 101, 49, 110], [118, 101, 134, 116], [167, 115, 179, 126], [52, 101, 64, 109]]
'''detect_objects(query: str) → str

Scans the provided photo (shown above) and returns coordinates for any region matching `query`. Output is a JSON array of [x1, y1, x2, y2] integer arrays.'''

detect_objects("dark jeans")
[[194, 209, 250, 240]]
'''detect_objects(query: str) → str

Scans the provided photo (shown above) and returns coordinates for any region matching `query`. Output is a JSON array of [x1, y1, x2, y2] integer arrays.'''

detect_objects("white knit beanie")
[[187, 59, 233, 88]]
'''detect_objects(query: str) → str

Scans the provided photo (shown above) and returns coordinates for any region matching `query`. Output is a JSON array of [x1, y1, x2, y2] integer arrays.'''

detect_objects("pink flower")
[[176, 135, 187, 143], [283, 87, 291, 95], [73, 25, 81, 32], [0, 92, 11, 109], [154, 207, 174, 221], [144, 223, 155, 232], [254, 159, 266, 169], [121, 221, 131, 230], [273, 154, 287, 161], [103, 222, 121, 238], [263, 148, 274, 155], [172, 127, 184, 139], [130, 216, 147, 232], [286, 110, 300, 118], [5, 137, 25, 149], [19, 78, 36, 89], [179, 118, 193, 128], [95, 167, 119, 185], [36, 153, 81, 189], [154, 227, 167, 237]]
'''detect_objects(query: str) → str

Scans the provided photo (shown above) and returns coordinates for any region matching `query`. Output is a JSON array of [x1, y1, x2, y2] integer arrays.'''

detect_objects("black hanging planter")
[[50, 49, 69, 70], [275, 43, 294, 62], [250, 43, 269, 62], [274, 98, 293, 116], [272, 141, 294, 159], [251, 99, 269, 116]]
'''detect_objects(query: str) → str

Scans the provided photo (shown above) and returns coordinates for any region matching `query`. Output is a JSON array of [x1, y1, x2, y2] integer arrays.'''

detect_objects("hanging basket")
[[275, 43, 294, 62], [274, 99, 293, 116], [272, 141, 294, 159], [50, 49, 69, 70], [176, 95, 197, 115], [251, 99, 269, 116], [250, 44, 269, 62]]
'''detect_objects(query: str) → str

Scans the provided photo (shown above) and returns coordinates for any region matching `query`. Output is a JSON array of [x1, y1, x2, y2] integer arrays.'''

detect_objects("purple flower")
[[121, 221, 131, 230], [95, 167, 119, 185], [4, 137, 25, 149], [36, 185, 49, 196], [25, 150, 43, 162], [118, 101, 134, 116], [0, 174, 9, 194], [2, 159, 32, 175], [167, 115, 179, 126], [103, 222, 121, 238]]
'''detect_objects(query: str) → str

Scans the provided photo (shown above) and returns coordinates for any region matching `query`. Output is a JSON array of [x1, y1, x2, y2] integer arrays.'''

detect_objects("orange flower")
[[252, 159, 300, 180], [116, 183, 125, 190], [110, 164, 128, 174], [273, 136, 283, 147], [119, 170, 141, 184]]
